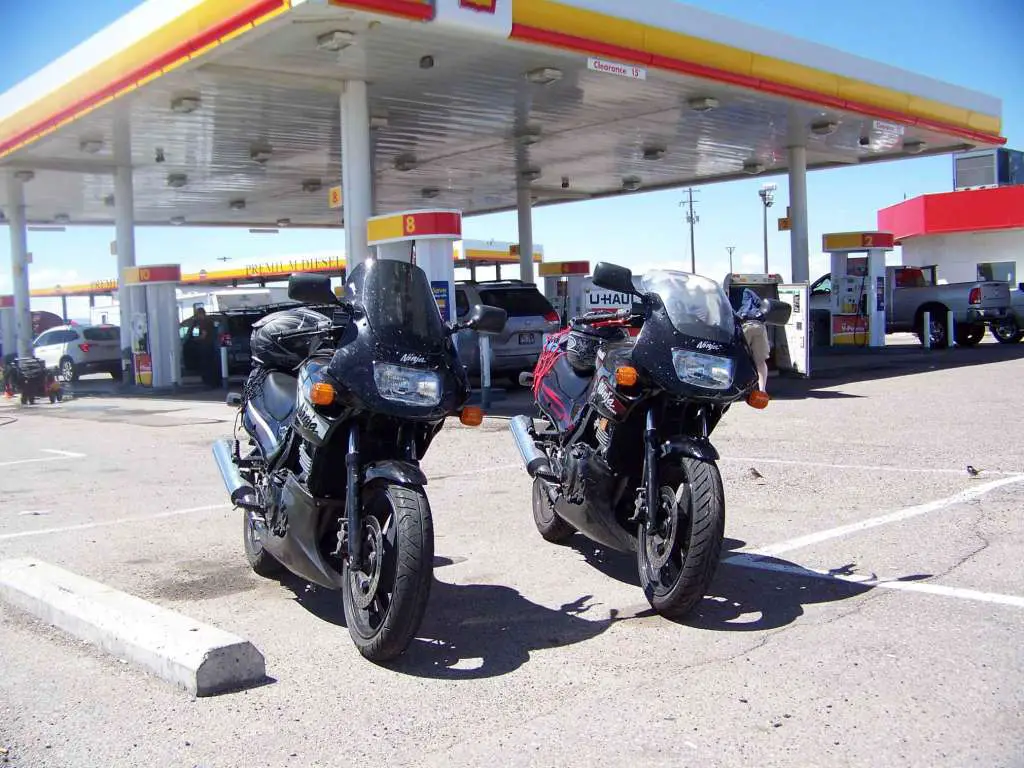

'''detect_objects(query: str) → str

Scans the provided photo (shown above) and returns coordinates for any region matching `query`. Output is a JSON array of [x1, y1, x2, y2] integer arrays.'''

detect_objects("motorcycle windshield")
[[345, 258, 446, 353], [640, 270, 736, 344]]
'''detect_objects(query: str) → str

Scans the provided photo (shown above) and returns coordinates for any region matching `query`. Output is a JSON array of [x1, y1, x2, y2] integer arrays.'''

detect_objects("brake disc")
[[349, 515, 383, 610], [646, 486, 683, 570]]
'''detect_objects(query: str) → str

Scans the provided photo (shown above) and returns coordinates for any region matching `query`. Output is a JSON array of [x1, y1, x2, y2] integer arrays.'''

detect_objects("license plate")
[[518, 332, 537, 345]]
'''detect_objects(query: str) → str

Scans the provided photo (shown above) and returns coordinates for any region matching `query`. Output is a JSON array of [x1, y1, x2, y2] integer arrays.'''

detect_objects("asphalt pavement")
[[0, 350, 1021, 768]]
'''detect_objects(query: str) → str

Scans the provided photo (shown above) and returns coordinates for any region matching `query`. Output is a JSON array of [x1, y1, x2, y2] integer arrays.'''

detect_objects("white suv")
[[32, 324, 123, 381]]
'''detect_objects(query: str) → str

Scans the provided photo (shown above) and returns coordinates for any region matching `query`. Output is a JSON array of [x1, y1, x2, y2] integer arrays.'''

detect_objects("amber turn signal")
[[747, 389, 770, 409], [310, 381, 336, 406], [615, 366, 639, 387], [460, 406, 484, 427]]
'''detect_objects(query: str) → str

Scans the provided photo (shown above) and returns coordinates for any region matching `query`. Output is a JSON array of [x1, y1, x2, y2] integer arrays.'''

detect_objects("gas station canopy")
[[0, 0, 1005, 229]]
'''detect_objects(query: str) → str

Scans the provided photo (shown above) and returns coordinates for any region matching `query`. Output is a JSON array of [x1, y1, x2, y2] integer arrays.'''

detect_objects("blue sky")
[[1, 0, 1021, 317]]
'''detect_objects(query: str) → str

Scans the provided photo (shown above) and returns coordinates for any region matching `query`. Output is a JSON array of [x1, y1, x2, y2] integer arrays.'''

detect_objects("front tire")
[[342, 481, 433, 663], [637, 457, 725, 620], [955, 323, 985, 347], [531, 476, 575, 544]]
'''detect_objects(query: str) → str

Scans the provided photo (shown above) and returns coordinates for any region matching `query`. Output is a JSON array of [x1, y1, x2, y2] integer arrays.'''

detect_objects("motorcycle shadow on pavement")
[[567, 536, 919, 633], [277, 557, 614, 680]]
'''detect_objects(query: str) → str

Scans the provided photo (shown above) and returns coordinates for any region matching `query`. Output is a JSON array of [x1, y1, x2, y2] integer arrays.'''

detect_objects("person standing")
[[194, 307, 221, 388], [737, 288, 771, 394]]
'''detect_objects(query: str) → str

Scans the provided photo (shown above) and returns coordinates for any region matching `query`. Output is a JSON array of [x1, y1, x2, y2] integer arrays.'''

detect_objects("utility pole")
[[726, 246, 736, 274], [758, 183, 777, 274], [679, 188, 699, 273]]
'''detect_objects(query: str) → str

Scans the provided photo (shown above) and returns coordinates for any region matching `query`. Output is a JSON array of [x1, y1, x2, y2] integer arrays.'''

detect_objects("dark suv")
[[180, 303, 300, 377], [454, 280, 560, 381]]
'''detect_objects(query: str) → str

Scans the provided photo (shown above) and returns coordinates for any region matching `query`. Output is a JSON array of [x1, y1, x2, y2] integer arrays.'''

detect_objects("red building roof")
[[877, 185, 1024, 241]]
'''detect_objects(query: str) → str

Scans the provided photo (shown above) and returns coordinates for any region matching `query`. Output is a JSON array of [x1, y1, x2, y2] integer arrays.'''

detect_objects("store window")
[[977, 262, 1017, 284]]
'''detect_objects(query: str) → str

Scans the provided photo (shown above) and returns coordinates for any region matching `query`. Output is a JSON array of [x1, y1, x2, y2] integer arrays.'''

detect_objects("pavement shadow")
[[276, 558, 612, 680], [564, 535, 920, 633]]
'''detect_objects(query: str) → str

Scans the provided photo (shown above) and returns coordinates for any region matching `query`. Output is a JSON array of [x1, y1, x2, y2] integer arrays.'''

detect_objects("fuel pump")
[[538, 260, 590, 325], [121, 264, 183, 388], [722, 273, 785, 368], [822, 232, 893, 347], [0, 295, 14, 360], [366, 209, 461, 323]]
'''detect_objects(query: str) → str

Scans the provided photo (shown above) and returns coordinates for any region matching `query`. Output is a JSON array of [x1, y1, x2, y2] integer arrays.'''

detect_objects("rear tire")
[[342, 482, 433, 663], [915, 307, 949, 348], [992, 318, 1023, 344], [243, 511, 285, 578], [637, 457, 725, 620], [531, 476, 576, 544]]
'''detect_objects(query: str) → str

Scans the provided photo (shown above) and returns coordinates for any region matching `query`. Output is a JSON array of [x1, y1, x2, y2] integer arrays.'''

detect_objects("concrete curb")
[[0, 558, 266, 697]]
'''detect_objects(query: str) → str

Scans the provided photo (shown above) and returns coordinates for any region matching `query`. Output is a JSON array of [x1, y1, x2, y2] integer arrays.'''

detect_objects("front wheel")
[[342, 481, 433, 663], [637, 457, 725, 620]]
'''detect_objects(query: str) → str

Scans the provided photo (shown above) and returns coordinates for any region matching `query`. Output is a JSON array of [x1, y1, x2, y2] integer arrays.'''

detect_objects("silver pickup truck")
[[809, 266, 1012, 347], [991, 283, 1024, 344]]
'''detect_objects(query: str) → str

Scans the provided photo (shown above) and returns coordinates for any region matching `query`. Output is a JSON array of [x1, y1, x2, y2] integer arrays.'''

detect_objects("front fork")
[[643, 407, 660, 536], [345, 423, 363, 571]]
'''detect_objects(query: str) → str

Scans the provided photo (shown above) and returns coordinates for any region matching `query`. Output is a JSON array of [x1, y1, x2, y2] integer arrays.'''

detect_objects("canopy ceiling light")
[[170, 216, 186, 226], [525, 67, 563, 85], [250, 142, 273, 164], [742, 160, 765, 175], [103, 194, 115, 207], [810, 119, 839, 136], [53, 213, 70, 224], [276, 218, 292, 227], [688, 96, 720, 112], [14, 170, 34, 183], [78, 138, 104, 154], [622, 176, 642, 192], [316, 30, 355, 52], [166, 173, 188, 188], [230, 199, 247, 211], [421, 187, 440, 199], [515, 126, 542, 146], [903, 139, 927, 154], [642, 145, 666, 161], [519, 167, 542, 182], [302, 178, 323, 193], [370, 114, 389, 130], [394, 154, 418, 172], [170, 95, 201, 114]]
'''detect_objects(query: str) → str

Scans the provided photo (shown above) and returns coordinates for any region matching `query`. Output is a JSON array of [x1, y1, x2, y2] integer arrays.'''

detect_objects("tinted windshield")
[[478, 287, 554, 317], [346, 259, 446, 351], [640, 270, 735, 343]]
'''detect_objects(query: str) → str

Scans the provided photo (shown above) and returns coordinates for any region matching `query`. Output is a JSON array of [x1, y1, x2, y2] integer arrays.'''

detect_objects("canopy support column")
[[787, 145, 810, 283], [516, 183, 534, 284], [341, 80, 372, 268], [114, 117, 137, 371], [6, 173, 32, 358]]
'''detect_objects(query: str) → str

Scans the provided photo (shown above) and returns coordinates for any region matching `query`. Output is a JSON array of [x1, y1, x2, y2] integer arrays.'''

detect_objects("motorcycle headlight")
[[671, 349, 735, 390], [373, 363, 442, 407]]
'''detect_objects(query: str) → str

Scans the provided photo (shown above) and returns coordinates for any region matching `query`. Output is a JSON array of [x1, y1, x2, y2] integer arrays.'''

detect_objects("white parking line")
[[0, 504, 228, 541], [722, 456, 1020, 476], [747, 474, 1024, 557], [0, 449, 85, 468], [723, 553, 1024, 609]]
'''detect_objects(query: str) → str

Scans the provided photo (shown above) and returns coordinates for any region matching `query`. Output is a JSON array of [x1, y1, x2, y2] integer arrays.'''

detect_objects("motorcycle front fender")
[[364, 459, 428, 487], [660, 435, 720, 462]]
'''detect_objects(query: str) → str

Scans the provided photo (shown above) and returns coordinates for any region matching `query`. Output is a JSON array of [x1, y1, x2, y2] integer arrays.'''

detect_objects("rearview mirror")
[[593, 262, 636, 296], [288, 273, 338, 305], [465, 304, 507, 335]]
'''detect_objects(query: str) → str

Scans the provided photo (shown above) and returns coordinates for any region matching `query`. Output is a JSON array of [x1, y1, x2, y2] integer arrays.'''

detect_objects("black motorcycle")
[[213, 258, 505, 661], [510, 262, 789, 619]]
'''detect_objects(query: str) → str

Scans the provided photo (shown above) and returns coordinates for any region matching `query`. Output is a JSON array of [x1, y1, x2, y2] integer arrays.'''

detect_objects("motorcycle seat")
[[262, 372, 298, 422]]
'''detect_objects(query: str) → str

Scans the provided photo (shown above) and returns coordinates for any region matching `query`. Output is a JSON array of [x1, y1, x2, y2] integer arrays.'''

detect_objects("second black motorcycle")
[[213, 259, 505, 662], [510, 262, 789, 619]]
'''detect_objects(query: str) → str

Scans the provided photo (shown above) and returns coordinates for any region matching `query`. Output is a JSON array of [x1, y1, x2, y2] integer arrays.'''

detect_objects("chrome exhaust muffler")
[[212, 439, 256, 506], [509, 415, 553, 478]]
